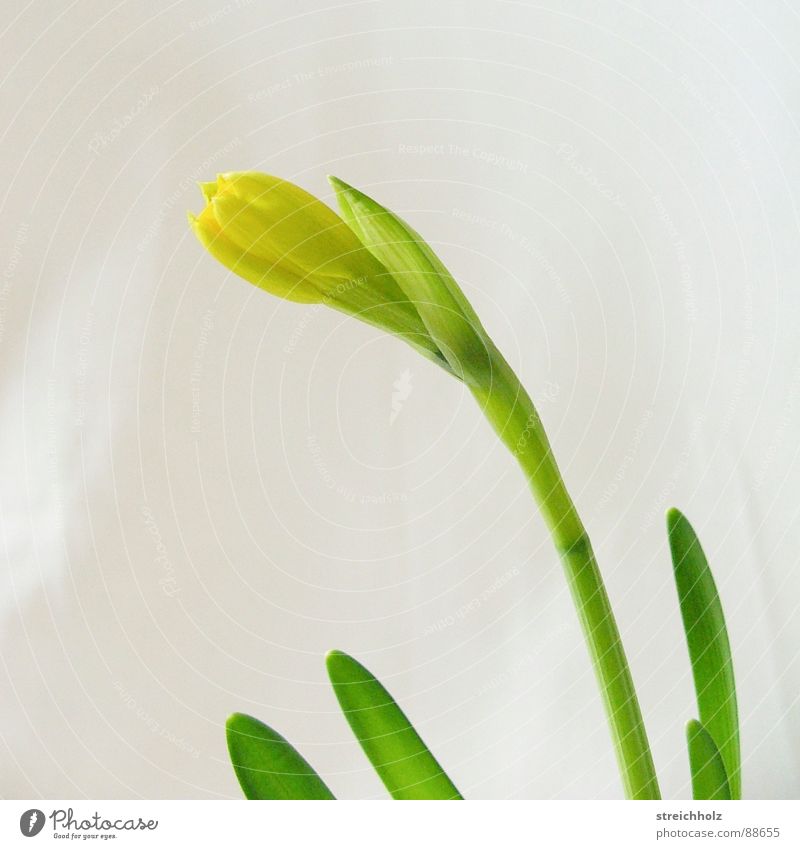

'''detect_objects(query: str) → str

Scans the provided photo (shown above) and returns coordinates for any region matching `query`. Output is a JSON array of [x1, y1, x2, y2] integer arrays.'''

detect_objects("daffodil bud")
[[189, 172, 378, 301], [189, 172, 453, 373]]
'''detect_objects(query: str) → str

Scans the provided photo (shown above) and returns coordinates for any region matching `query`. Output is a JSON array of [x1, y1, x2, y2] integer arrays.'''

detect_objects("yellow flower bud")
[[189, 172, 454, 373], [189, 171, 380, 303]]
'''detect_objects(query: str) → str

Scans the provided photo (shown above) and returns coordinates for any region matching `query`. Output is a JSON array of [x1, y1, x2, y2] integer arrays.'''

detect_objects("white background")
[[1, 0, 799, 800]]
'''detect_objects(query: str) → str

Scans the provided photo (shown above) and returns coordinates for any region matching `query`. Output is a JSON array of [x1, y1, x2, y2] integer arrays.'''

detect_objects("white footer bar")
[[2, 800, 796, 848]]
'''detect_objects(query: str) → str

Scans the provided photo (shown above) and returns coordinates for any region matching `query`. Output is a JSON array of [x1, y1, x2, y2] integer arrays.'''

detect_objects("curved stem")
[[557, 537, 660, 799], [470, 348, 660, 800]]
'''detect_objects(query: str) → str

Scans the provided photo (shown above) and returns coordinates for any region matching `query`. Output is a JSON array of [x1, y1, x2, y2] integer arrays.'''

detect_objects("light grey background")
[[1, 0, 799, 799]]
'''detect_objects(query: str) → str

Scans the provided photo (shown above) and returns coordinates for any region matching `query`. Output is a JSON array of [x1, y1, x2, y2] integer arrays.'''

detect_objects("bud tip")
[[327, 174, 350, 192]]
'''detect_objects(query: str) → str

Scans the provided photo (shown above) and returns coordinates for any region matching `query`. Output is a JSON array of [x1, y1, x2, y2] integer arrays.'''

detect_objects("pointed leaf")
[[328, 176, 493, 384], [326, 650, 462, 800], [687, 718, 732, 800], [226, 712, 335, 800], [667, 508, 740, 798]]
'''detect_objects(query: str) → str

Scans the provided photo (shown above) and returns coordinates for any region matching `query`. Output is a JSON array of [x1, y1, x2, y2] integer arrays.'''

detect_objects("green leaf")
[[326, 650, 462, 800], [667, 507, 740, 799], [225, 712, 335, 800], [328, 176, 493, 384], [687, 719, 732, 800]]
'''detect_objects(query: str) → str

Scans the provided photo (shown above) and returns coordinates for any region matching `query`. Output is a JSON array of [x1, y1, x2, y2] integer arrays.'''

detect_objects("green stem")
[[470, 347, 660, 800]]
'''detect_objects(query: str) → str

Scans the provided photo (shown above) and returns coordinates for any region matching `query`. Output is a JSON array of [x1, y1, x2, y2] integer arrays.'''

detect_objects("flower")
[[189, 172, 450, 370]]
